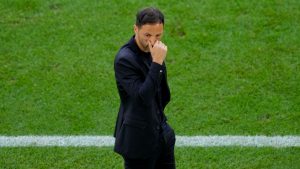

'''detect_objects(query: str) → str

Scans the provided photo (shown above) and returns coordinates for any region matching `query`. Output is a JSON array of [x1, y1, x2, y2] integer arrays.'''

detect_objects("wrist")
[[152, 59, 163, 65]]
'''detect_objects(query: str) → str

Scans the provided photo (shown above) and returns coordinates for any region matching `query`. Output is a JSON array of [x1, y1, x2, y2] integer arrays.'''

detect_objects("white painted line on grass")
[[0, 136, 114, 147], [175, 136, 300, 147], [0, 136, 299, 147]]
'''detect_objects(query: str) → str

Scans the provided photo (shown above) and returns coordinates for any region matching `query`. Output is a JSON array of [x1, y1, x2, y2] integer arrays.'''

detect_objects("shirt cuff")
[[149, 62, 164, 85]]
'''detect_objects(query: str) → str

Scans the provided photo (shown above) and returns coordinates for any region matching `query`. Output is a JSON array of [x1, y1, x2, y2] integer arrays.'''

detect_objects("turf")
[[0, 0, 299, 168], [1, 0, 299, 135], [0, 147, 299, 169]]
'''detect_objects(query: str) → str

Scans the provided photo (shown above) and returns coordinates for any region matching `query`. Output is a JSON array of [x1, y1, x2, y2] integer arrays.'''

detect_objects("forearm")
[[115, 59, 164, 105]]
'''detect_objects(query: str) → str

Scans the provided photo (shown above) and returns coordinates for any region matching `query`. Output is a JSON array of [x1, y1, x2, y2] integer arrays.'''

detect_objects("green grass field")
[[1, 0, 299, 168]]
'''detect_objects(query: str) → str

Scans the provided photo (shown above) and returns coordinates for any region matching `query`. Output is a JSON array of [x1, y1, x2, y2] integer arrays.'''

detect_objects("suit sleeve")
[[115, 56, 163, 105]]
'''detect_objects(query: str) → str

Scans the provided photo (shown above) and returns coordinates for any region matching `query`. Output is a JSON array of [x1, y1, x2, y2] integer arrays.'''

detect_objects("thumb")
[[148, 41, 153, 52]]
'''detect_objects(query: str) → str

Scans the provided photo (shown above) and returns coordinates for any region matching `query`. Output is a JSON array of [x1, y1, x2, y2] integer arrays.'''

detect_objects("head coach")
[[113, 7, 176, 169]]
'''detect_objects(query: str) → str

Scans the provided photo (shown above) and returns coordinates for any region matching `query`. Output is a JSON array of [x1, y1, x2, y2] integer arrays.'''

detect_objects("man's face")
[[134, 23, 164, 52]]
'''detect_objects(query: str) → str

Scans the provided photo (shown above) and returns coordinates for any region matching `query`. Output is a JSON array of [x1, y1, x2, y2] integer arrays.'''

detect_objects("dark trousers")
[[123, 126, 176, 169]]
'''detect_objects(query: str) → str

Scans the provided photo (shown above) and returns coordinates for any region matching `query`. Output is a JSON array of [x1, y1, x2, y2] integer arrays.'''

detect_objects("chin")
[[142, 46, 149, 52]]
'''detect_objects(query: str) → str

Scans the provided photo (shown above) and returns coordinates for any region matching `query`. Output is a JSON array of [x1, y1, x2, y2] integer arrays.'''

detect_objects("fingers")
[[157, 41, 167, 51], [153, 41, 167, 48], [149, 40, 167, 65], [148, 41, 153, 51], [149, 41, 167, 52]]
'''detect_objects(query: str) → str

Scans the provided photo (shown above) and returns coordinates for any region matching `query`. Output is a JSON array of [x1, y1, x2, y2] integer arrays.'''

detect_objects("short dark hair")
[[136, 7, 164, 27]]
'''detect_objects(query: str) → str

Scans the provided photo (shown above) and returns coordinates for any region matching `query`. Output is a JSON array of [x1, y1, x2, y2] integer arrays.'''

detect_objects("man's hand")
[[148, 41, 167, 65]]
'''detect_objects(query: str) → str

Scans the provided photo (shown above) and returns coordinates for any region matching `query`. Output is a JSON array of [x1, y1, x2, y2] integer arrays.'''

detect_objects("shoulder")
[[114, 47, 138, 72], [115, 43, 138, 66], [116, 41, 135, 58], [117, 47, 134, 59]]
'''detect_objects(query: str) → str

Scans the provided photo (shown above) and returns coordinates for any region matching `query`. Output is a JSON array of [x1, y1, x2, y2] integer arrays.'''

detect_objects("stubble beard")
[[136, 35, 150, 52], [143, 43, 150, 52], [140, 41, 150, 52]]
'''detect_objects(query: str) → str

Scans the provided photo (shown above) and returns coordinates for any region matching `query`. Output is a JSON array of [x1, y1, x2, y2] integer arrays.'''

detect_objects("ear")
[[134, 24, 138, 34]]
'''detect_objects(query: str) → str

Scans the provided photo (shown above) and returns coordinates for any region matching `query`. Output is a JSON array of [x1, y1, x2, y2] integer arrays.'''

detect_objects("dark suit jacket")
[[113, 36, 171, 159]]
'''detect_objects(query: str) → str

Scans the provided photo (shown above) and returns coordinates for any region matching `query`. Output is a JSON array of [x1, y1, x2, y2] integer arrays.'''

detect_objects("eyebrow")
[[145, 33, 162, 36]]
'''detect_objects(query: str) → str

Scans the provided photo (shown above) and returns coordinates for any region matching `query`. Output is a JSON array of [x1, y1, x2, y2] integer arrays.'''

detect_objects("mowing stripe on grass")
[[0, 136, 299, 147]]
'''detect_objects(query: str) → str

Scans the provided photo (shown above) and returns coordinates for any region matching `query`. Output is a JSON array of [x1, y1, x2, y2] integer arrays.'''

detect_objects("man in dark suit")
[[113, 7, 176, 169]]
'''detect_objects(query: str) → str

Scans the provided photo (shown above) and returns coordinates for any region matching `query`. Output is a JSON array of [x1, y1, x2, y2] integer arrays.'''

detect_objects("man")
[[113, 7, 176, 169]]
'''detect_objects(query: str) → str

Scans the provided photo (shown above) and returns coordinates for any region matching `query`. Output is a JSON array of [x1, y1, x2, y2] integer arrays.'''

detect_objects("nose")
[[149, 37, 157, 46]]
